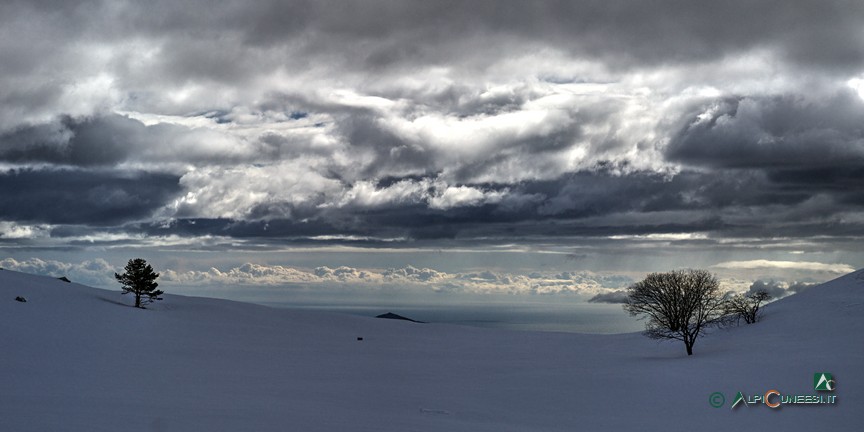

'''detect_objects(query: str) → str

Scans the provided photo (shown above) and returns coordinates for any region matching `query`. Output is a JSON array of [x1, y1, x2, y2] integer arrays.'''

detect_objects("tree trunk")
[[686, 344, 693, 355], [134, 292, 141, 308]]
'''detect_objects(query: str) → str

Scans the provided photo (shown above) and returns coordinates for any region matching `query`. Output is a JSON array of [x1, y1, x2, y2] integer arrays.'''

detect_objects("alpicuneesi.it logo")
[[815, 372, 835, 391], [709, 373, 837, 409]]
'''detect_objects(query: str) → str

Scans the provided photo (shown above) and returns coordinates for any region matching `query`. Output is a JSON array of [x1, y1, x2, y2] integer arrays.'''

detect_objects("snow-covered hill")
[[1, 268, 862, 431]]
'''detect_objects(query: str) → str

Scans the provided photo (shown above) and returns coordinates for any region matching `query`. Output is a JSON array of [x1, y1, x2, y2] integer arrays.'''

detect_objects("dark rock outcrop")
[[375, 312, 424, 323]]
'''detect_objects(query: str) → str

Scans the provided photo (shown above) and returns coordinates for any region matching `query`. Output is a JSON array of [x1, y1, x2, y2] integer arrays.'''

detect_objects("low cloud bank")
[[1, 257, 634, 299]]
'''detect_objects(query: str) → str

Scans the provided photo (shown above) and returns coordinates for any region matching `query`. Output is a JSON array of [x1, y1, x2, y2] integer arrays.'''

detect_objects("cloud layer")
[[0, 0, 861, 278], [0, 257, 636, 299]]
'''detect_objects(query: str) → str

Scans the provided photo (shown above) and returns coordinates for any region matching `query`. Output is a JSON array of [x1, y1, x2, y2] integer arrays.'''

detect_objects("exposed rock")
[[375, 312, 424, 323]]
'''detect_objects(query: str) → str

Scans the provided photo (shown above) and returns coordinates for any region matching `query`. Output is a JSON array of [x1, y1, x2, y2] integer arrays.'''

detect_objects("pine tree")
[[115, 258, 163, 308]]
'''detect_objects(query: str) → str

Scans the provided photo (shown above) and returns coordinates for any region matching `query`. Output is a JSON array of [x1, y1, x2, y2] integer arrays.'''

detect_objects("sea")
[[266, 300, 645, 334]]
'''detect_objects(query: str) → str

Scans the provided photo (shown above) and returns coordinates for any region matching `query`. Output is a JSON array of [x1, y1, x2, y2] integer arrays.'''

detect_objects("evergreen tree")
[[115, 258, 163, 308]]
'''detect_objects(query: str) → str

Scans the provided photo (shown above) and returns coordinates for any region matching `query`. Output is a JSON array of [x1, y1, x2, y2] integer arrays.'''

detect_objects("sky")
[[1, 0, 862, 306]]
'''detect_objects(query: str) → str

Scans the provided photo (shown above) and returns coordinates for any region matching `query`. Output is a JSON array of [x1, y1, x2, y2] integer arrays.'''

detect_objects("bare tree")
[[725, 290, 771, 324], [624, 269, 726, 356]]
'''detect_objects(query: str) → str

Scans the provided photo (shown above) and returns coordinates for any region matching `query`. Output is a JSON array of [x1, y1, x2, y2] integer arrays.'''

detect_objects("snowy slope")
[[1, 268, 862, 431]]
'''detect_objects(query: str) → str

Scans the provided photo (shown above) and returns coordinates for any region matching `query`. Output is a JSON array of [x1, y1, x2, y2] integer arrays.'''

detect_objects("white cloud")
[[712, 260, 855, 274], [332, 178, 515, 211], [1, 0, 863, 273], [608, 233, 709, 241], [849, 76, 864, 100], [159, 262, 633, 298], [428, 185, 506, 210], [0, 257, 116, 287], [0, 222, 52, 239], [167, 161, 345, 219], [163, 263, 321, 285], [335, 179, 428, 208], [383, 265, 447, 282]]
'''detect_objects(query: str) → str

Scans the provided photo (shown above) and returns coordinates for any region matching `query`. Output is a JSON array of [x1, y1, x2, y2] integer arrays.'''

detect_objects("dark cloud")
[[588, 289, 629, 304], [4, 0, 862, 125], [666, 92, 864, 169], [334, 109, 434, 178], [0, 113, 291, 168], [746, 279, 818, 300], [152, 218, 353, 239], [0, 0, 862, 278], [786, 281, 817, 294], [101, 0, 864, 73], [746, 280, 789, 299], [116, 165, 863, 245], [0, 168, 181, 225], [0, 115, 139, 166], [221, 1, 848, 73]]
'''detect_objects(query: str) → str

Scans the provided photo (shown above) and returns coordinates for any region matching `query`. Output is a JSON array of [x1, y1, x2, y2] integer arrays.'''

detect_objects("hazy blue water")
[[265, 301, 645, 334]]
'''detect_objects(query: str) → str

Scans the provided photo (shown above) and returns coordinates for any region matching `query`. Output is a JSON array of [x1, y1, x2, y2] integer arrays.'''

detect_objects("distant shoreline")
[[262, 301, 644, 334]]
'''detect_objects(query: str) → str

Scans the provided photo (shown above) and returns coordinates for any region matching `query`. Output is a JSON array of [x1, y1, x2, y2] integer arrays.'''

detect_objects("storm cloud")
[[746, 279, 818, 300], [0, 168, 180, 225], [0, 0, 861, 284], [666, 92, 864, 169]]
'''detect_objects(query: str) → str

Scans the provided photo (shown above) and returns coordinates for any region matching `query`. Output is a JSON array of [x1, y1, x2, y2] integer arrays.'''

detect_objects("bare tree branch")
[[624, 269, 725, 356]]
